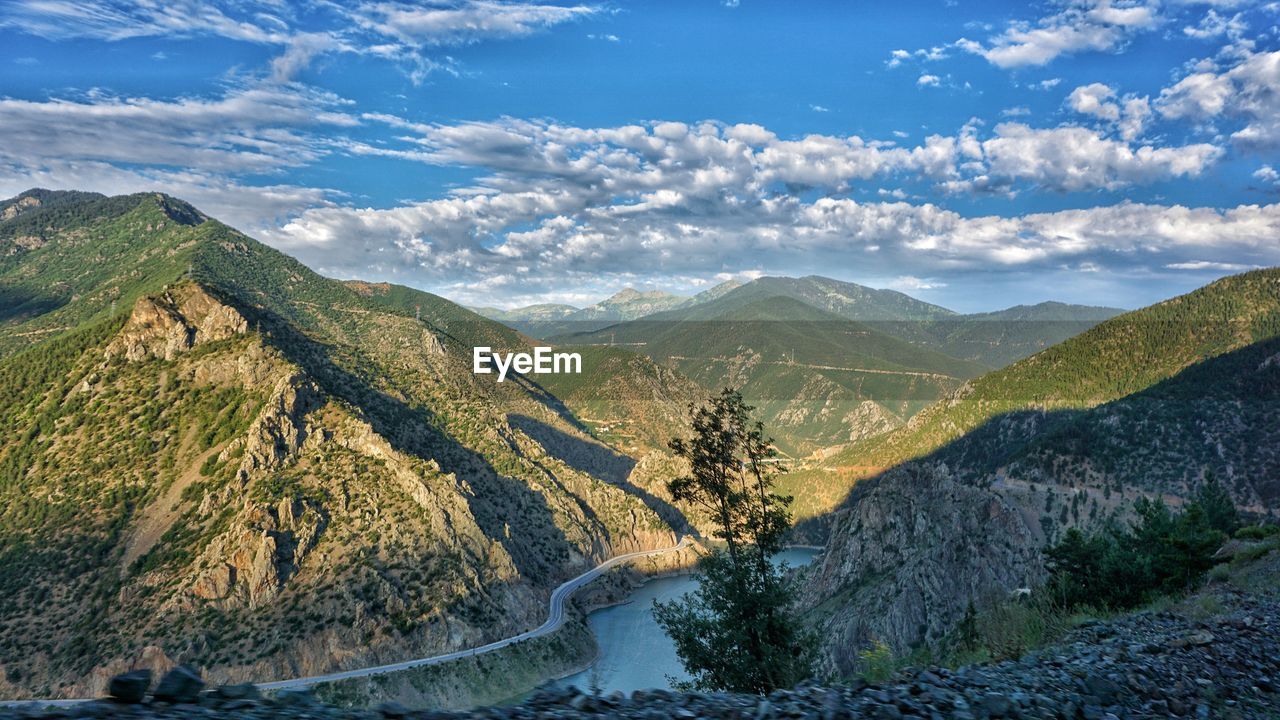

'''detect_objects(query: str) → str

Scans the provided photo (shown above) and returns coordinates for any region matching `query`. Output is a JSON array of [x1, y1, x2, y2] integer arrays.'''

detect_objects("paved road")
[[258, 536, 692, 691], [2, 537, 692, 705]]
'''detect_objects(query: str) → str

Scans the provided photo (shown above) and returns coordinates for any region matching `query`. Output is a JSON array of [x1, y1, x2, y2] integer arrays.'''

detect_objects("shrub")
[[1043, 479, 1237, 611]]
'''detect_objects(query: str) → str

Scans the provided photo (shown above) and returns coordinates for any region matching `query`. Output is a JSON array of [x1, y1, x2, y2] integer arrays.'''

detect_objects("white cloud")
[[1068, 82, 1121, 120], [890, 276, 947, 290], [1165, 261, 1255, 271], [1, 1, 601, 84], [1255, 165, 1280, 183], [958, 0, 1161, 69], [1067, 83, 1151, 140], [886, 46, 949, 68], [349, 1, 597, 47], [966, 123, 1219, 192], [0, 0, 290, 43], [233, 113, 1252, 302], [1183, 9, 1246, 39], [1157, 50, 1280, 149], [917, 74, 941, 87], [0, 85, 356, 174], [266, 188, 1280, 305], [810, 104, 830, 113]]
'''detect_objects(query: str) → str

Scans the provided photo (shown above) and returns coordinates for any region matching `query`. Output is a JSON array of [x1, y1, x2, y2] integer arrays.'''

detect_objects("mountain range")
[[4, 187, 1277, 704], [532, 275, 1121, 456], [469, 282, 743, 338]]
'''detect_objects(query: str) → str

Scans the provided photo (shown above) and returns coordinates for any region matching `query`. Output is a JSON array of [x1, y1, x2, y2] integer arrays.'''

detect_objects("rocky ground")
[[2, 587, 1275, 719]]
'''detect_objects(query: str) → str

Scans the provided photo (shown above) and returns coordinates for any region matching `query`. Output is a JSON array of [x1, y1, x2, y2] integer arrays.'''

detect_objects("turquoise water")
[[555, 548, 820, 694]]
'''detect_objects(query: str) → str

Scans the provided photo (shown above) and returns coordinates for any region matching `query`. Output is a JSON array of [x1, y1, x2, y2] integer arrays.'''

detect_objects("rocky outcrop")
[[105, 284, 248, 362], [800, 463, 1043, 676], [187, 496, 327, 608], [843, 400, 901, 443], [0, 194, 40, 220], [234, 373, 322, 482]]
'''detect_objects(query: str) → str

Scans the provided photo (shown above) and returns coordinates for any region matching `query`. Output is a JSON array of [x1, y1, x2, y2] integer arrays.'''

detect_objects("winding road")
[[3, 537, 692, 705], [257, 535, 691, 690]]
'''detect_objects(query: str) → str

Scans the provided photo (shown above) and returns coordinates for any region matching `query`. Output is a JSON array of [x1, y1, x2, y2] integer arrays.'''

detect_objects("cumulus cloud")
[[917, 74, 941, 87], [265, 186, 1280, 305], [956, 0, 1160, 69], [1157, 50, 1280, 149], [1183, 9, 1246, 40], [1067, 83, 1151, 140], [1068, 83, 1121, 120], [347, 115, 1219, 205], [236, 115, 1247, 302]]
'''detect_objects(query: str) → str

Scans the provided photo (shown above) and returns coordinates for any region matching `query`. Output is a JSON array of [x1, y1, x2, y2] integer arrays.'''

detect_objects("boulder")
[[153, 665, 204, 703], [107, 669, 151, 704]]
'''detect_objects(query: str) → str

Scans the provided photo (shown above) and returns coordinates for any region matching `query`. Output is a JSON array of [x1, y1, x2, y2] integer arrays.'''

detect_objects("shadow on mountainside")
[[793, 334, 1280, 543], [506, 413, 691, 535], [0, 285, 67, 323]]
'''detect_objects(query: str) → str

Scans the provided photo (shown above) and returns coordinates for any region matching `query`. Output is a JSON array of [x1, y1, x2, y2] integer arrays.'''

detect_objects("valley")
[[2, 188, 1277, 713]]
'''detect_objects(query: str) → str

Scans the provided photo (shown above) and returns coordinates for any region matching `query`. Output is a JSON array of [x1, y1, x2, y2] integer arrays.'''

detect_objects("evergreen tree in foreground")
[[653, 388, 815, 693]]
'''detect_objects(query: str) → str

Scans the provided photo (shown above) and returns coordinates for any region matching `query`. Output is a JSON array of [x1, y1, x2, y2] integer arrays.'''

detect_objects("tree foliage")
[[653, 388, 814, 693], [1044, 478, 1239, 610]]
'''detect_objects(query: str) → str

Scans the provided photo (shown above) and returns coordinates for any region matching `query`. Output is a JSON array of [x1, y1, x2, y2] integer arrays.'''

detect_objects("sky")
[[1, 1, 1279, 312]]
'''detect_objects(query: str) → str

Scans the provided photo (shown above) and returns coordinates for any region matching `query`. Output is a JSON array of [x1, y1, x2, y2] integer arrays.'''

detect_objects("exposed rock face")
[[233, 373, 322, 482], [0, 194, 39, 220], [105, 284, 248, 362], [842, 400, 900, 443], [187, 496, 327, 608], [800, 464, 1042, 676]]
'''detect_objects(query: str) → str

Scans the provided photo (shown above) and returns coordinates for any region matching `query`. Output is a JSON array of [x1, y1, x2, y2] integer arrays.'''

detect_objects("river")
[[554, 547, 821, 694]]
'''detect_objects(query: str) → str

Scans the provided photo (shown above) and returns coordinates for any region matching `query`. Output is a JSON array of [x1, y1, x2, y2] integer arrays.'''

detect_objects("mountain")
[[467, 303, 578, 324], [895, 301, 1125, 369], [472, 281, 742, 338], [555, 292, 987, 455], [0, 190, 695, 700], [797, 268, 1280, 676]]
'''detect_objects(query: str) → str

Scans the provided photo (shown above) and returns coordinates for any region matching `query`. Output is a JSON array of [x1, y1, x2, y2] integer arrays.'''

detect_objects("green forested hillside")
[[0, 190, 692, 700], [838, 268, 1280, 470], [901, 301, 1124, 368], [0, 191, 208, 354]]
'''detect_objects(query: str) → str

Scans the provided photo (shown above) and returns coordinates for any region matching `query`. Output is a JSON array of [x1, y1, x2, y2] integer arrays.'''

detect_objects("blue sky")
[[1, 1, 1279, 311]]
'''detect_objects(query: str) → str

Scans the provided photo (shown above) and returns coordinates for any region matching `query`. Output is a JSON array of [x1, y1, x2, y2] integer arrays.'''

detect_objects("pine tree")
[[653, 388, 815, 693]]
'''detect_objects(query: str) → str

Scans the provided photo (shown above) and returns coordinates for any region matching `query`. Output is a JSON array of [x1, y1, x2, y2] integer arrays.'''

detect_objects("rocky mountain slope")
[[0, 190, 696, 700], [797, 269, 1280, 675]]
